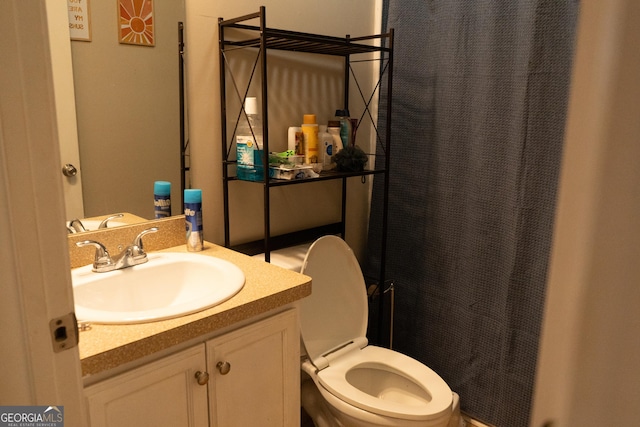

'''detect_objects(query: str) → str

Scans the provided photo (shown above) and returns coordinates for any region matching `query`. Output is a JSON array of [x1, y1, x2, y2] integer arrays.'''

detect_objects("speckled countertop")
[[69, 216, 311, 378]]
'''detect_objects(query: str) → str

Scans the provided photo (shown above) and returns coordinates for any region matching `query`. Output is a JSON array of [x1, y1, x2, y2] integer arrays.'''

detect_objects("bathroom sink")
[[72, 252, 245, 324]]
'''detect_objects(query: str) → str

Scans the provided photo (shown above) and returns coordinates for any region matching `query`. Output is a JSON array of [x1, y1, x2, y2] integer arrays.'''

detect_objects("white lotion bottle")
[[327, 120, 343, 152], [319, 125, 335, 170]]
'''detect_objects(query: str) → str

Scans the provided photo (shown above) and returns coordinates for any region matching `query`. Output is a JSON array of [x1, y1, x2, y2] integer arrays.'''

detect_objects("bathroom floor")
[[302, 409, 494, 427], [301, 407, 315, 427], [462, 416, 496, 427]]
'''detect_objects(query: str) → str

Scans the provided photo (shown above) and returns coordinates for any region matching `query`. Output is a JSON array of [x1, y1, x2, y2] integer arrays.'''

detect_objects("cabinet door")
[[85, 345, 209, 427], [206, 309, 299, 427]]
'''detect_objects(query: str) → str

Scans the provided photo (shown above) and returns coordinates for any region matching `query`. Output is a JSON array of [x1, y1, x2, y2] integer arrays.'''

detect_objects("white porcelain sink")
[[72, 252, 245, 324]]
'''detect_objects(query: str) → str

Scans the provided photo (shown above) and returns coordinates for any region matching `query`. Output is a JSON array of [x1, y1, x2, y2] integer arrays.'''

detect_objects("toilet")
[[299, 235, 460, 427]]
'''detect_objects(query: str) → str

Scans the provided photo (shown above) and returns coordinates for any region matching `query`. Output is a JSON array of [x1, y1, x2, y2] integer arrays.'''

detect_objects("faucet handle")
[[97, 213, 124, 229], [68, 218, 87, 233], [76, 240, 113, 271], [131, 227, 159, 257]]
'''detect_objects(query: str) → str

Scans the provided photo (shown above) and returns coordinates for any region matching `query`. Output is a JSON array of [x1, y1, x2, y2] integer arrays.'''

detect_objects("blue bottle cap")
[[184, 189, 202, 204], [154, 181, 171, 196]]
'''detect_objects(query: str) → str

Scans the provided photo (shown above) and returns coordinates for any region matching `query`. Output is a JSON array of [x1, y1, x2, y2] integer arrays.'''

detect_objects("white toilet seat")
[[315, 345, 452, 421]]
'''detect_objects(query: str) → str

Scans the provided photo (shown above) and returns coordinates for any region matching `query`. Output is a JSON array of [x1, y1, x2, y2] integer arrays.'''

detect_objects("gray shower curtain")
[[365, 1, 579, 426]]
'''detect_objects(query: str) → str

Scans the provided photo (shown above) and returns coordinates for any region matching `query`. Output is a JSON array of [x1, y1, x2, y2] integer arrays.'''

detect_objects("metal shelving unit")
[[218, 8, 393, 339]]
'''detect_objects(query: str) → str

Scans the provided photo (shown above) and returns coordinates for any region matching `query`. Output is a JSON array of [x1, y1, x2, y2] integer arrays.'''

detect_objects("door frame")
[[48, 0, 85, 219], [0, 1, 86, 424]]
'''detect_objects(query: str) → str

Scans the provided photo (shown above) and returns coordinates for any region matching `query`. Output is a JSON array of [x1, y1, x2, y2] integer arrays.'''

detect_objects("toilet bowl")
[[299, 236, 457, 427]]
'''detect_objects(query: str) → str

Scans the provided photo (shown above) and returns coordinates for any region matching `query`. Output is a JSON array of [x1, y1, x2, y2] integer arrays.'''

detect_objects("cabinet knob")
[[216, 361, 231, 375], [194, 370, 209, 385]]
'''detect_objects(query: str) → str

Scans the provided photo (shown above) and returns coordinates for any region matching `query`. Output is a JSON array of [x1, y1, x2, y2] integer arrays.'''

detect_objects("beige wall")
[[186, 0, 382, 258], [532, 0, 640, 425]]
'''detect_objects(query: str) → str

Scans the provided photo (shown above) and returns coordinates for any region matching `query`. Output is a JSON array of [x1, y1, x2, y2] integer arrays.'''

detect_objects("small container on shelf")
[[236, 97, 264, 182]]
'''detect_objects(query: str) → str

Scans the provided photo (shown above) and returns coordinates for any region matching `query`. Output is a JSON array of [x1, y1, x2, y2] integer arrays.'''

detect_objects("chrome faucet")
[[68, 218, 87, 233], [76, 227, 158, 272], [96, 213, 125, 229], [67, 213, 125, 234]]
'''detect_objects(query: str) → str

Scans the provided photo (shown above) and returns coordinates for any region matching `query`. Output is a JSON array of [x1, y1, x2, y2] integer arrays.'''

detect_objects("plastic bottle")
[[154, 181, 171, 218], [335, 109, 353, 148], [302, 114, 319, 164], [327, 120, 343, 152], [319, 125, 334, 170], [184, 189, 203, 251], [236, 97, 264, 181], [288, 126, 304, 155]]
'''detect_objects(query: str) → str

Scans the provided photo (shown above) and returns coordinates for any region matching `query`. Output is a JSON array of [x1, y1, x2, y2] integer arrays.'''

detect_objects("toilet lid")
[[299, 236, 368, 367]]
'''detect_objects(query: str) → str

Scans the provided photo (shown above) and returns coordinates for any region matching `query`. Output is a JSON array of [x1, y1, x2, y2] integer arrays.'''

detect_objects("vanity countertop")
[[77, 242, 311, 378]]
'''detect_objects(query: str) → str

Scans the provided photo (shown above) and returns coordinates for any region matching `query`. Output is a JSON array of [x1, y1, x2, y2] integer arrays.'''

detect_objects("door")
[[47, 0, 85, 219], [0, 1, 85, 424], [85, 346, 209, 427], [206, 309, 300, 427]]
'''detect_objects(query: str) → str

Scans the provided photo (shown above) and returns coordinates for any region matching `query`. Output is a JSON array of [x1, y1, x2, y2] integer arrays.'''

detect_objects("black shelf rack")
[[218, 8, 393, 331]]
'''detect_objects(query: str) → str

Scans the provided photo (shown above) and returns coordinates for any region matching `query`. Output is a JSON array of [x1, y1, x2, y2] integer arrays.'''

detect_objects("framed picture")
[[118, 0, 154, 46], [68, 0, 92, 41]]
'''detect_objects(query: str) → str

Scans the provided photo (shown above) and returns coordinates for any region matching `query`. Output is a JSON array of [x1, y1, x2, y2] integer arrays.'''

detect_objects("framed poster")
[[68, 0, 91, 41], [118, 0, 154, 46]]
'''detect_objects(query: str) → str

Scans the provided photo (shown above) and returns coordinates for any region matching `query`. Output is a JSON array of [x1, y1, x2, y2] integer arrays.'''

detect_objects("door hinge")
[[49, 312, 79, 353]]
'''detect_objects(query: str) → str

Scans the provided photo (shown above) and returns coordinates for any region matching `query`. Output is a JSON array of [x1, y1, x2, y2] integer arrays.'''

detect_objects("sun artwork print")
[[118, 0, 154, 46]]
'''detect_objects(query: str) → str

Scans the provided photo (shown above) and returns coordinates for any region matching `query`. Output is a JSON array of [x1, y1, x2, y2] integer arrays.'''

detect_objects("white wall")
[[185, 0, 382, 258], [531, 0, 640, 425]]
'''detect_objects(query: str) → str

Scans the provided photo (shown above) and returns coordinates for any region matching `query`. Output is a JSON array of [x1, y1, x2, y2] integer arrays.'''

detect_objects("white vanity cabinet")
[[84, 309, 299, 427], [84, 344, 209, 427], [206, 308, 299, 426]]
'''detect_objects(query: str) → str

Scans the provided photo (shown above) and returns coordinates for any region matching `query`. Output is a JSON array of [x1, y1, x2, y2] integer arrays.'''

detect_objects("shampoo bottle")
[[154, 181, 171, 218], [302, 114, 319, 164], [184, 189, 203, 252]]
